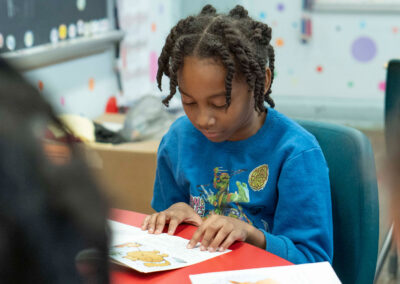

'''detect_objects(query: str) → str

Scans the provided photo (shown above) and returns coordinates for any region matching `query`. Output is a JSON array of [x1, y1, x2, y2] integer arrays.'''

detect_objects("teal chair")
[[297, 120, 379, 284]]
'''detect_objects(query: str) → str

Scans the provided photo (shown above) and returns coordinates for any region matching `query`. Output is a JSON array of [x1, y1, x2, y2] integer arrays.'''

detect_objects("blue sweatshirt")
[[151, 108, 333, 264]]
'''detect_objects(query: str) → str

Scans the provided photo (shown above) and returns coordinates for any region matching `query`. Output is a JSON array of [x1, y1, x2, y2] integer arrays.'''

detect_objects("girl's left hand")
[[186, 214, 252, 252]]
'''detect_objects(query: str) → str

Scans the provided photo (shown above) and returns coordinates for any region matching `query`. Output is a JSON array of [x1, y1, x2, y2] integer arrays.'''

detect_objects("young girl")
[[142, 5, 333, 264]]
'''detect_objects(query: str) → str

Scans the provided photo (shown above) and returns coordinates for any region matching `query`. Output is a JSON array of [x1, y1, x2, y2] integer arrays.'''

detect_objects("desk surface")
[[109, 208, 292, 284]]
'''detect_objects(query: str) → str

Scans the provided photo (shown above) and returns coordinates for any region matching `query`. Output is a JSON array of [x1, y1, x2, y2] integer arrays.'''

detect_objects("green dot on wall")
[[274, 71, 277, 78], [348, 81, 354, 88]]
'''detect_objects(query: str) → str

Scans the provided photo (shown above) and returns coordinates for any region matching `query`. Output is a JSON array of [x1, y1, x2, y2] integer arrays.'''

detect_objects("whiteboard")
[[313, 0, 400, 12]]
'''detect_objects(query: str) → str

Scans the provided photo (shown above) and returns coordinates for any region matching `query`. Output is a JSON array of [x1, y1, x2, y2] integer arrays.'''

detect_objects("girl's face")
[[177, 56, 269, 142]]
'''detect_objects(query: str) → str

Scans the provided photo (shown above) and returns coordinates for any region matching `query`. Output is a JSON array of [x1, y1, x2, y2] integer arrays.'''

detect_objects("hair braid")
[[157, 16, 195, 90], [158, 4, 276, 110], [162, 35, 192, 106]]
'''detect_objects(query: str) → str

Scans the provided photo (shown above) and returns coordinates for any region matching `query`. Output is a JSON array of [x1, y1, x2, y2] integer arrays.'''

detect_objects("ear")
[[265, 67, 272, 94]]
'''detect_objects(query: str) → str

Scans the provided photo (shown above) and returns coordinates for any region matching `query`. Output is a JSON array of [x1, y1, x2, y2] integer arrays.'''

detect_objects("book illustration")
[[124, 250, 171, 267], [108, 220, 230, 273], [111, 242, 187, 268]]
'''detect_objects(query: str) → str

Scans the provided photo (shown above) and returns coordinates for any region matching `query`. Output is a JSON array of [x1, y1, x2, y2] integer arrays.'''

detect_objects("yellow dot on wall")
[[59, 24, 67, 40], [275, 38, 284, 47]]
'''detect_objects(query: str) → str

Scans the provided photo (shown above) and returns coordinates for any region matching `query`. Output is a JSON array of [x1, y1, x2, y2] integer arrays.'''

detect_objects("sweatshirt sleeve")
[[151, 137, 189, 212], [263, 147, 333, 264]]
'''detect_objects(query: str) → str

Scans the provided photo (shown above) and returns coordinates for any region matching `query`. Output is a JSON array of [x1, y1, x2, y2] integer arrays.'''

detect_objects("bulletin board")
[[0, 0, 109, 53], [313, 0, 400, 12]]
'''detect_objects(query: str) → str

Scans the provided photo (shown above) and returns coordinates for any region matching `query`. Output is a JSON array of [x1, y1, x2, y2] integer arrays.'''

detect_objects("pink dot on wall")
[[378, 81, 386, 92], [60, 96, 65, 106], [316, 65, 323, 73], [149, 51, 158, 83]]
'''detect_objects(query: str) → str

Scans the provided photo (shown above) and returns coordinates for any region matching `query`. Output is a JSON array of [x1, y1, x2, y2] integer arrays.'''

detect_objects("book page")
[[189, 262, 341, 284], [108, 220, 231, 273]]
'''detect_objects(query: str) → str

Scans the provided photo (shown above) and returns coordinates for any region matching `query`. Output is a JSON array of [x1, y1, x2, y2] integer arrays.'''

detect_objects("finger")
[[147, 213, 159, 233], [154, 212, 167, 234], [200, 225, 219, 251], [167, 216, 181, 235], [218, 231, 243, 252], [208, 226, 230, 252], [185, 212, 203, 227], [187, 226, 205, 249], [141, 215, 151, 230]]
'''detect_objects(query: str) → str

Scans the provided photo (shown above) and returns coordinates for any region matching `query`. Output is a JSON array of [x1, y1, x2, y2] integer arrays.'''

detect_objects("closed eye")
[[182, 102, 196, 106]]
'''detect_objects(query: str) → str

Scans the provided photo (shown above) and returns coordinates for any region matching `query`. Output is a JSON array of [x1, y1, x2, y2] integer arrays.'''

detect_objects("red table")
[[109, 208, 292, 284]]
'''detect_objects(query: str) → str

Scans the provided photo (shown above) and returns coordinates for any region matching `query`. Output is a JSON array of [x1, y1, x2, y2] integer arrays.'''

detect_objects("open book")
[[108, 220, 231, 273]]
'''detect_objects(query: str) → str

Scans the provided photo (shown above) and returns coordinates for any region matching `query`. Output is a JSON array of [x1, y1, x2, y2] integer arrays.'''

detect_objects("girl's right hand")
[[141, 202, 202, 235]]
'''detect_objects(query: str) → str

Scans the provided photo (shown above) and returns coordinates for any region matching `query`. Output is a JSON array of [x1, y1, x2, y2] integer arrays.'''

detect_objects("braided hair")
[[157, 4, 275, 113]]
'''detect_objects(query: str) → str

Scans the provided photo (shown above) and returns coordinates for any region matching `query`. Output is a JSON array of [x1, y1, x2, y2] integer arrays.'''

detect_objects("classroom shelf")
[[1, 30, 124, 71]]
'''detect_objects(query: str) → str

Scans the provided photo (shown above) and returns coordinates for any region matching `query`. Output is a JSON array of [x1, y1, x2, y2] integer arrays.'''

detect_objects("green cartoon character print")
[[197, 167, 252, 224]]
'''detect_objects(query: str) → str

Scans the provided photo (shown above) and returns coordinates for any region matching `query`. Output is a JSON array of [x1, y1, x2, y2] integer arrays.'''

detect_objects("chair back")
[[298, 120, 379, 284]]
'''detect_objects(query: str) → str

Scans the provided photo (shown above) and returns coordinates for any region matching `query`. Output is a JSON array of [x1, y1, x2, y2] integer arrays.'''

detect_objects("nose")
[[197, 109, 216, 130]]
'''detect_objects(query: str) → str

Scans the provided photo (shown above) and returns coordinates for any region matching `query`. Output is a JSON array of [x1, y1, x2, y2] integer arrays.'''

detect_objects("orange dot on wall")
[[316, 65, 323, 73], [38, 80, 44, 91], [275, 38, 284, 47], [89, 78, 95, 91], [393, 26, 399, 34], [151, 22, 157, 32]]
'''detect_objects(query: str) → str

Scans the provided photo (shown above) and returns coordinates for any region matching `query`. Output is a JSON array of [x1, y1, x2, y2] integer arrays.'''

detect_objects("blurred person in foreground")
[[0, 58, 109, 283]]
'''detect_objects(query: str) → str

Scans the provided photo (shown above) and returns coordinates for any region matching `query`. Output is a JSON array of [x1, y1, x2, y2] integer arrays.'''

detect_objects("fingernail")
[[208, 247, 215, 252], [148, 228, 153, 233], [218, 247, 225, 252], [168, 230, 173, 235], [200, 245, 206, 251], [187, 243, 193, 249]]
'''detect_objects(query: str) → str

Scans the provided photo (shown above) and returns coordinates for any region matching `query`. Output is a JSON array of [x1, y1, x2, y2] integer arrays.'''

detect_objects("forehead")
[[178, 56, 246, 99], [179, 57, 226, 89]]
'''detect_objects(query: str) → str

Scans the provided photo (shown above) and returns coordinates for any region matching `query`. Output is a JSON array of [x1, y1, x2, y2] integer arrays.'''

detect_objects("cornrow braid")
[[157, 4, 276, 112]]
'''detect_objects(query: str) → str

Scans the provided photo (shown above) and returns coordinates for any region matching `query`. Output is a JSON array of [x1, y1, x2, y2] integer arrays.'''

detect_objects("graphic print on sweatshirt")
[[190, 165, 269, 225]]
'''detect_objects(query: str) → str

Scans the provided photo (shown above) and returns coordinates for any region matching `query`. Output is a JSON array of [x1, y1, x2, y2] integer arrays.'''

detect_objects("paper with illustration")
[[108, 220, 231, 273], [189, 261, 341, 284]]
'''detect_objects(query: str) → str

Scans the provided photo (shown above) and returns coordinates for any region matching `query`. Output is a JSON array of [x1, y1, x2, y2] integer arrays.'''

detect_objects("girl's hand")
[[141, 202, 202, 235], [187, 214, 266, 252]]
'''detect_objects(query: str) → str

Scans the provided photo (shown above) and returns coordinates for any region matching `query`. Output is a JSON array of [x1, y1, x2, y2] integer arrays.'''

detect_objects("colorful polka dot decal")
[[151, 23, 157, 32], [150, 51, 158, 83], [351, 36, 377, 63], [277, 3, 285, 12], [89, 78, 95, 91], [378, 81, 386, 92], [259, 12, 267, 20], [60, 96, 65, 106], [275, 38, 284, 47], [316, 65, 323, 73]]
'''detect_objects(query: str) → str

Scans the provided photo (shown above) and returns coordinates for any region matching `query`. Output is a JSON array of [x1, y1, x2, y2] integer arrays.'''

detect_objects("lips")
[[202, 130, 220, 139]]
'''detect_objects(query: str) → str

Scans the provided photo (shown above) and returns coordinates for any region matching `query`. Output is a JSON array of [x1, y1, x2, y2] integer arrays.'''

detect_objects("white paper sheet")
[[108, 220, 231, 273], [189, 261, 341, 284]]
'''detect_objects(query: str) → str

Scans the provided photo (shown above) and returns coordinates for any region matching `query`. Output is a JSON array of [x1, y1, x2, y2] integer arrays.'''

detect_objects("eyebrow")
[[179, 87, 226, 99]]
